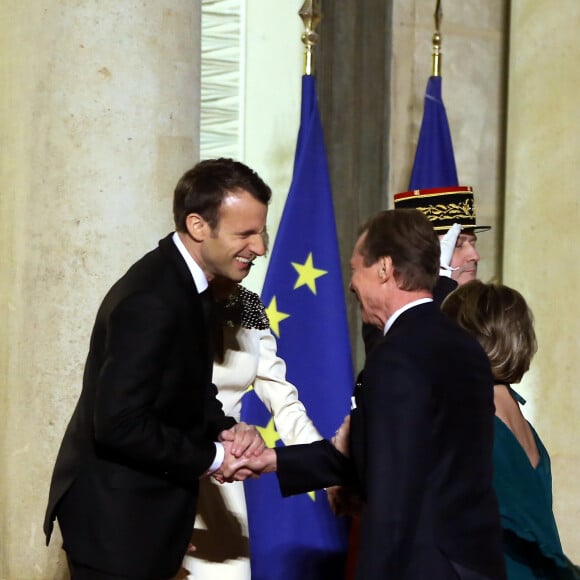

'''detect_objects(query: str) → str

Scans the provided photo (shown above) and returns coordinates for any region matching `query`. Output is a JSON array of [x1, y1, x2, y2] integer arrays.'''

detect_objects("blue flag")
[[241, 74, 353, 580], [409, 75, 459, 189]]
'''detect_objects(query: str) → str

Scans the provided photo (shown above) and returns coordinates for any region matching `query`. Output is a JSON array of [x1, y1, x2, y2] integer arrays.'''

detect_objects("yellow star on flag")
[[292, 252, 328, 295], [265, 296, 290, 338], [257, 417, 281, 449]]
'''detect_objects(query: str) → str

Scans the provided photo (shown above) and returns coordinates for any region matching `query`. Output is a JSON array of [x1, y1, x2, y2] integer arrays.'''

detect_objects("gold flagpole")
[[299, 0, 322, 76], [432, 0, 443, 77]]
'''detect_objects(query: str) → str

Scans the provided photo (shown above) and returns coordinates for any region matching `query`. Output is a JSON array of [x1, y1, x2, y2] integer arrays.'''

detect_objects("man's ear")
[[185, 213, 210, 242], [378, 256, 393, 283]]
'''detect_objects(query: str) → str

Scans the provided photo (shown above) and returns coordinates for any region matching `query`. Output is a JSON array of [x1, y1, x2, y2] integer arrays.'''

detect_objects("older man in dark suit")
[[44, 158, 270, 579], [246, 209, 505, 580]]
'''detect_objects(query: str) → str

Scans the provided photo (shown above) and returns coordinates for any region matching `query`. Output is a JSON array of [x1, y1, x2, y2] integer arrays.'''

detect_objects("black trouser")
[[66, 554, 173, 580]]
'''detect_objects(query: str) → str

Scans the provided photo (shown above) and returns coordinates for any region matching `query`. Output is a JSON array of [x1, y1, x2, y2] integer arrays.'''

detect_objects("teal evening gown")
[[493, 387, 579, 579]]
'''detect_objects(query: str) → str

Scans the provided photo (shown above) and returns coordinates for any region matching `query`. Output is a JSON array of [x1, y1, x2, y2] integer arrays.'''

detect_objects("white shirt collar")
[[383, 297, 433, 335], [172, 232, 208, 293]]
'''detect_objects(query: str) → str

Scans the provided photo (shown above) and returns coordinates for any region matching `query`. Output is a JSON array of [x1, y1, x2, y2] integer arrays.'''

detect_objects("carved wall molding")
[[200, 0, 243, 160]]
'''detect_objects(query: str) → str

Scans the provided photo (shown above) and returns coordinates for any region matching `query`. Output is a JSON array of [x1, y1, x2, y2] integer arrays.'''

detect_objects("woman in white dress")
[[180, 280, 322, 579]]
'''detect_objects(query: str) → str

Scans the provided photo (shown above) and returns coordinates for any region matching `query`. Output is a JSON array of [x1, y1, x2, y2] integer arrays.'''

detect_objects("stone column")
[[504, 0, 580, 560], [317, 0, 393, 366], [0, 2, 200, 577]]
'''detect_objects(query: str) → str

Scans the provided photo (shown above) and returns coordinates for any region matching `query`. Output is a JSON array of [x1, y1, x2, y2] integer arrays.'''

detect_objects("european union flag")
[[242, 74, 353, 580], [409, 75, 459, 189]]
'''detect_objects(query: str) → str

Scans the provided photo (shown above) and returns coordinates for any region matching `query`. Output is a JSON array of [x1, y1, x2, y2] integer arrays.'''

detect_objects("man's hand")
[[327, 415, 363, 516], [211, 440, 255, 483], [243, 447, 277, 475], [327, 485, 363, 517], [332, 415, 351, 457], [219, 421, 265, 458], [211, 440, 276, 484], [439, 223, 462, 277]]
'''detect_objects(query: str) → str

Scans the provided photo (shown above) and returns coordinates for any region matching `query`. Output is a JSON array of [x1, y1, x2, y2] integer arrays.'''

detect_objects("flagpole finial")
[[299, 0, 322, 76], [432, 0, 443, 77]]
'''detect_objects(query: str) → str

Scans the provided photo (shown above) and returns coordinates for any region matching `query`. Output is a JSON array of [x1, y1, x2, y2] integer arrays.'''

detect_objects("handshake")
[[212, 417, 362, 517], [211, 422, 277, 484], [211, 414, 354, 492]]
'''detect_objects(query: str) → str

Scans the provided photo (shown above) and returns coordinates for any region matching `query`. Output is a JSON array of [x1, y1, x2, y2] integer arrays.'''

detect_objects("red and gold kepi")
[[393, 186, 490, 233]]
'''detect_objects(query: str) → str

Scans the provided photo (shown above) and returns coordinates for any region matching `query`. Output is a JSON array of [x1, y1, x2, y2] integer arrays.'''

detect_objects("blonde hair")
[[441, 281, 537, 384]]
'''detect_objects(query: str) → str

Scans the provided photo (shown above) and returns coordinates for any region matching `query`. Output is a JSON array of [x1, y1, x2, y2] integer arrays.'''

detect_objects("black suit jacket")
[[44, 234, 235, 579], [276, 302, 505, 580]]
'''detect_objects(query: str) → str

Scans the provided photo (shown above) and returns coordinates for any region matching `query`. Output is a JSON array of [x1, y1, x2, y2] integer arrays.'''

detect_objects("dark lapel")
[[158, 233, 215, 365], [158, 233, 203, 294]]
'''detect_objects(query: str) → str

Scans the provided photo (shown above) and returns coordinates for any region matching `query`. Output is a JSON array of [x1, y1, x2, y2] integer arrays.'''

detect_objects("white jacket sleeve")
[[252, 329, 322, 446]]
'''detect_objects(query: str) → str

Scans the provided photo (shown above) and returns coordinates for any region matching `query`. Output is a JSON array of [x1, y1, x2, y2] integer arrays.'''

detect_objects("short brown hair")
[[441, 281, 537, 383], [358, 209, 439, 292], [173, 158, 271, 231]]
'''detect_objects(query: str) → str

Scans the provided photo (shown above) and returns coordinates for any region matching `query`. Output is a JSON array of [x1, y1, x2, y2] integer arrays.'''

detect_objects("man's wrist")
[[204, 442, 224, 476], [262, 448, 277, 473]]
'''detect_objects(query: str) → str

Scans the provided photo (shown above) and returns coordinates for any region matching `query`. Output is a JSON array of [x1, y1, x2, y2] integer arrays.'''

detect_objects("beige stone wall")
[[0, 2, 200, 578], [391, 0, 508, 284], [504, 0, 580, 561]]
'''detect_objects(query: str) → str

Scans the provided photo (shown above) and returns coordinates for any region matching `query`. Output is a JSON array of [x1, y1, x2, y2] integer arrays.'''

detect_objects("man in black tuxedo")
[[44, 158, 270, 579], [246, 209, 505, 579]]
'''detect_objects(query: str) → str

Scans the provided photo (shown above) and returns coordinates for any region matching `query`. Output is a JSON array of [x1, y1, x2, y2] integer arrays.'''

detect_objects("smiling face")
[[193, 190, 267, 282], [449, 231, 480, 285]]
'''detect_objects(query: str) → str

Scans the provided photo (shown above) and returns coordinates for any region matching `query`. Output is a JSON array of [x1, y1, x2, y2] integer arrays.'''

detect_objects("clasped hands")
[[210, 415, 356, 491], [211, 421, 277, 484]]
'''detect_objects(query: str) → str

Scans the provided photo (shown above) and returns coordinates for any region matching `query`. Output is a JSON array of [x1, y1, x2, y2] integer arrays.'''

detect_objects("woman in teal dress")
[[442, 281, 579, 579]]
